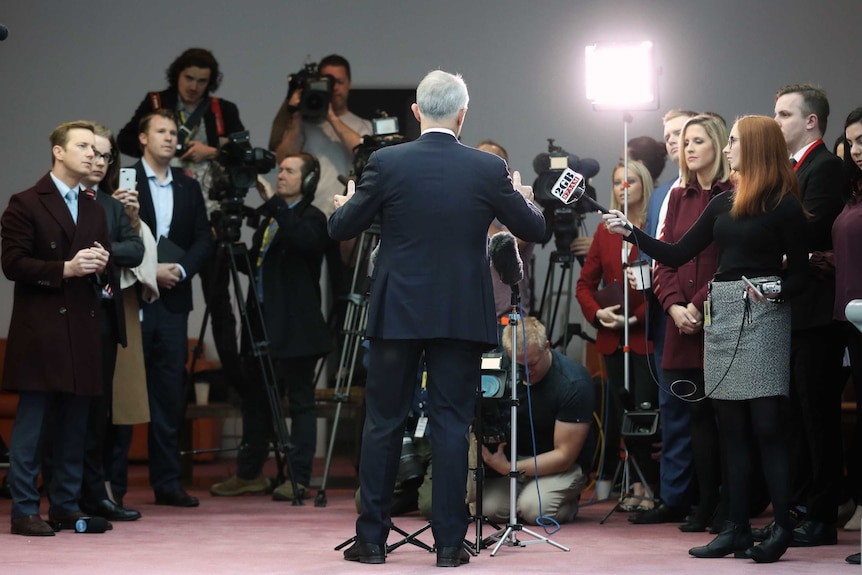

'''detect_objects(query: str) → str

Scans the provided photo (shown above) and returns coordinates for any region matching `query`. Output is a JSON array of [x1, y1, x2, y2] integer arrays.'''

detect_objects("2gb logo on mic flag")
[[550, 168, 584, 205]]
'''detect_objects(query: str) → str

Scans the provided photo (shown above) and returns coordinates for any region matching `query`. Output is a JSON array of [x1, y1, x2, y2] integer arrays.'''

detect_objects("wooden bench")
[[178, 386, 365, 484]]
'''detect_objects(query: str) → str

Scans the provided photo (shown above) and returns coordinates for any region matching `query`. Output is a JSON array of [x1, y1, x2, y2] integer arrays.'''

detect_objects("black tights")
[[714, 396, 789, 528]]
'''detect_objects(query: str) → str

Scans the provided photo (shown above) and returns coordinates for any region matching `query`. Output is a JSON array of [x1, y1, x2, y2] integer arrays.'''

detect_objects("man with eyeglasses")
[[75, 123, 144, 522], [480, 316, 595, 527], [2, 121, 111, 536]]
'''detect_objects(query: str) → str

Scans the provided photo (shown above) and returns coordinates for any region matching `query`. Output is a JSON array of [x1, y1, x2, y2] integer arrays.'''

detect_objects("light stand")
[[585, 40, 659, 519], [487, 286, 569, 555]]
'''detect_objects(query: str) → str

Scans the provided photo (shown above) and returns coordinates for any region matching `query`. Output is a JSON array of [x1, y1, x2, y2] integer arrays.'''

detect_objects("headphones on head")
[[300, 154, 320, 197]]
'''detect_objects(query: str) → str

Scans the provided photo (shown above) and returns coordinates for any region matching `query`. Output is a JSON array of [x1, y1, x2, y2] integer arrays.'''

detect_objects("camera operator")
[[117, 47, 246, 402], [481, 316, 595, 525], [268, 54, 372, 219], [209, 153, 332, 501]]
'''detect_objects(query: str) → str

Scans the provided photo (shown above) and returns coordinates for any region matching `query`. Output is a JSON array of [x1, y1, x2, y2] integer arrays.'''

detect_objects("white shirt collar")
[[421, 128, 457, 138]]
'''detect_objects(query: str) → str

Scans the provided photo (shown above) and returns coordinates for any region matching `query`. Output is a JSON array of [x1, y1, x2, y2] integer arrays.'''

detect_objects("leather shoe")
[[48, 511, 112, 532], [154, 488, 199, 508], [343, 541, 385, 564], [846, 552, 861, 565], [11, 514, 54, 536], [436, 546, 470, 567], [790, 520, 837, 547], [80, 498, 141, 521], [629, 502, 688, 524]]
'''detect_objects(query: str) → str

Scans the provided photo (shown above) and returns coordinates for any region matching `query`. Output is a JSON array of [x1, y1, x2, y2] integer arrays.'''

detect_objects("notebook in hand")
[[157, 236, 186, 263]]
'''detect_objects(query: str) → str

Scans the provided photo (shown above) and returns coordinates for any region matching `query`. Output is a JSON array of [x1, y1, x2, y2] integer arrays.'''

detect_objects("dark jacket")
[[243, 194, 332, 359], [328, 131, 545, 347], [96, 190, 144, 346], [1, 173, 111, 394], [133, 161, 213, 313], [117, 88, 244, 158]]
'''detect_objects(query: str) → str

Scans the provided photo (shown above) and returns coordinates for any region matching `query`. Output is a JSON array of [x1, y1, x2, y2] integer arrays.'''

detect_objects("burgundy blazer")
[[1, 173, 111, 395]]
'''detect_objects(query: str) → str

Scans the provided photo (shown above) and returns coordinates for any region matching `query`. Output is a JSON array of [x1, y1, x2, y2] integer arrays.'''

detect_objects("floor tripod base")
[[487, 523, 570, 555], [334, 522, 435, 556]]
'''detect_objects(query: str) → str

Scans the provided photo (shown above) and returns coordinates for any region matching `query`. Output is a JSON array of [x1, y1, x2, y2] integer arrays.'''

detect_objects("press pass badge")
[[414, 416, 428, 439]]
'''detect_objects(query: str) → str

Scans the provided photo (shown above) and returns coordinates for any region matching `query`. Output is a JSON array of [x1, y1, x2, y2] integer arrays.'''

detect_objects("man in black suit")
[[77, 124, 144, 521], [117, 47, 245, 405], [773, 83, 845, 546], [121, 109, 212, 507], [329, 70, 545, 567], [210, 153, 332, 500]]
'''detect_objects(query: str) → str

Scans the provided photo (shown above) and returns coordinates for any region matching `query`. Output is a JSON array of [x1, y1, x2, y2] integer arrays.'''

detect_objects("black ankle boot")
[[689, 521, 753, 558], [745, 523, 791, 563]]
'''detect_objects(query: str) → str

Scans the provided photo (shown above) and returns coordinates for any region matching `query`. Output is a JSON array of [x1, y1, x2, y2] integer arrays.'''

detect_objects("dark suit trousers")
[[141, 298, 189, 494], [788, 323, 847, 522], [356, 338, 482, 547], [653, 316, 695, 507], [81, 302, 119, 501], [237, 356, 317, 486], [10, 391, 89, 517]]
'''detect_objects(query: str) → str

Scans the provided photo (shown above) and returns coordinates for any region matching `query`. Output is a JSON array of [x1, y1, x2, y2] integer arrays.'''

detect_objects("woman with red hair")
[[603, 115, 808, 563]]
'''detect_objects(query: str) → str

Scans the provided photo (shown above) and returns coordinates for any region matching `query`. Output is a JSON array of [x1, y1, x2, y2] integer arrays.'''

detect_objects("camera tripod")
[[598, 408, 658, 522], [187, 234, 302, 504], [537, 250, 580, 352], [486, 292, 569, 555], [315, 223, 380, 507]]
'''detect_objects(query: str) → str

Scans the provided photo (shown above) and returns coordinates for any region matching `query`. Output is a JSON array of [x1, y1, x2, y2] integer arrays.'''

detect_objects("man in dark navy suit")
[[115, 109, 212, 508], [329, 70, 545, 567], [772, 83, 845, 547]]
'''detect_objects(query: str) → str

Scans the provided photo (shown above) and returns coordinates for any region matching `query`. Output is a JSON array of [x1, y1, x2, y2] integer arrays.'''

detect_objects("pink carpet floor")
[[1, 460, 859, 574]]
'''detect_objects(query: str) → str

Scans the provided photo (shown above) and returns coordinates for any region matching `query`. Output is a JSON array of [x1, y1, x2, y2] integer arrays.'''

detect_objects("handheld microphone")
[[488, 231, 523, 286], [0, 24, 8, 42], [76, 516, 110, 533], [550, 168, 633, 231]]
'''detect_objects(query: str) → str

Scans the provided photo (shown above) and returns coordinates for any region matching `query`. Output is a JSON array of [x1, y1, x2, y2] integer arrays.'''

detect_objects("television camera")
[[532, 139, 600, 252], [209, 131, 276, 242], [288, 62, 334, 120], [351, 112, 407, 180]]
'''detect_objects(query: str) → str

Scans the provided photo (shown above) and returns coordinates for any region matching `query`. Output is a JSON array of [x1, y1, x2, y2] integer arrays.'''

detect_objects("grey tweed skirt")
[[703, 277, 790, 400]]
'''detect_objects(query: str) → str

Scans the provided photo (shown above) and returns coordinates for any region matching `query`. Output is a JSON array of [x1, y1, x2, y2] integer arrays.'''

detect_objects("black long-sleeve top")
[[627, 190, 808, 298]]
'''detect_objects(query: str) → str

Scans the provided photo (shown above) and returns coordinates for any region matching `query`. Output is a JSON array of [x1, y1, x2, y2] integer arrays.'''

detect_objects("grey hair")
[[416, 70, 469, 121]]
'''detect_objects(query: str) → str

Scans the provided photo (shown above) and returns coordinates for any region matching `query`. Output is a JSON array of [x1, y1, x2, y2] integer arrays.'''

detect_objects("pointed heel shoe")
[[689, 521, 753, 559]]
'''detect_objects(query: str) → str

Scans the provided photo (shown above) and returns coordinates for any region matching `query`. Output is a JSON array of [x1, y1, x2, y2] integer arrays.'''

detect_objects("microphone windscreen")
[[489, 231, 523, 286], [532, 153, 550, 175], [577, 158, 601, 179]]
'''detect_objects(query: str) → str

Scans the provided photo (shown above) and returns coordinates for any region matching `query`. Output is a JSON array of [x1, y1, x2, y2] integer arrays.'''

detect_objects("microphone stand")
[[488, 284, 570, 556]]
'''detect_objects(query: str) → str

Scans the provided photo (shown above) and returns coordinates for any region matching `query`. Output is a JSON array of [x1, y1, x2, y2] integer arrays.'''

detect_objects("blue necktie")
[[65, 188, 78, 223]]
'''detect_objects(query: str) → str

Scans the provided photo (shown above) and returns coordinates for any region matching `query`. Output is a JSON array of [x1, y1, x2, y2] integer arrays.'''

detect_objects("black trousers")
[[788, 323, 847, 523]]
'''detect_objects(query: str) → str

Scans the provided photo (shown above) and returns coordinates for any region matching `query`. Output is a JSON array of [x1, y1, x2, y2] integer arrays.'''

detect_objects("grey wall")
[[0, 0, 858, 355]]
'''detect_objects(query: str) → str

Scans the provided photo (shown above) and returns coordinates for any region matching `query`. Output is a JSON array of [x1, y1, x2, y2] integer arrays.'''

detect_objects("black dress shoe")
[[11, 514, 55, 536], [154, 488, 200, 508], [629, 502, 688, 524], [790, 520, 837, 547], [689, 521, 752, 558], [343, 541, 385, 564], [436, 546, 470, 567], [847, 552, 861, 565], [81, 498, 142, 521]]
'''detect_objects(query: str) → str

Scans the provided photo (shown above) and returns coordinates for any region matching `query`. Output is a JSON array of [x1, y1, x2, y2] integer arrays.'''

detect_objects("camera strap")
[[176, 99, 211, 148]]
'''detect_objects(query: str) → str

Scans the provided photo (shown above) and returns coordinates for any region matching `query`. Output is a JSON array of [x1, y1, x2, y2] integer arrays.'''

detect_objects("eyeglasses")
[[726, 136, 738, 149], [93, 150, 114, 164]]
